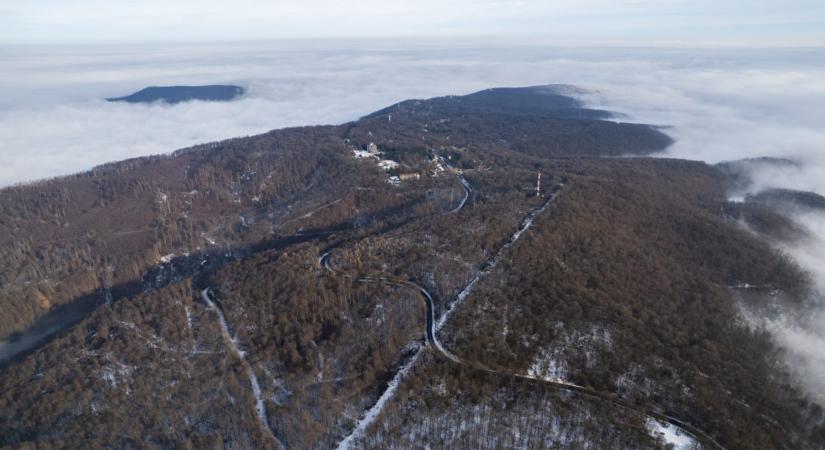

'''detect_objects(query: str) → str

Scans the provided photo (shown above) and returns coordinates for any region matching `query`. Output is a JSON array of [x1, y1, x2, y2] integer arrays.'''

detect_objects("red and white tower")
[[536, 172, 542, 197]]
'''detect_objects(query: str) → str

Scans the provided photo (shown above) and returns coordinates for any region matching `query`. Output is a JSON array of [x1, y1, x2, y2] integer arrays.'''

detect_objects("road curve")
[[451, 173, 471, 213], [438, 154, 472, 214], [319, 250, 334, 273]]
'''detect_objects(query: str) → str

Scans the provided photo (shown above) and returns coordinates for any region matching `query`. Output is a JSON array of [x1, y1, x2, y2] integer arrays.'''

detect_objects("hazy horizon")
[[4, 0, 824, 46]]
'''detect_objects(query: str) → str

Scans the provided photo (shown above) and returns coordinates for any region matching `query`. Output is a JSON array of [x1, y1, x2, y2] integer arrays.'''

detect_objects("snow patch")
[[615, 364, 655, 397], [647, 418, 699, 450], [184, 304, 193, 332], [377, 159, 399, 170], [102, 368, 117, 387], [352, 149, 375, 159], [528, 349, 568, 383], [100, 358, 135, 394]]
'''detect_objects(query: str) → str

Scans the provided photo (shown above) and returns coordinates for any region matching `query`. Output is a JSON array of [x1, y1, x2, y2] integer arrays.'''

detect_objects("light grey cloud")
[[4, 43, 824, 188], [768, 209, 825, 405]]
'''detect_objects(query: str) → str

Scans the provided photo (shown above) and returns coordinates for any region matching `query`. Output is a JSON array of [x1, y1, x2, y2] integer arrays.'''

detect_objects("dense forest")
[[1, 86, 822, 449], [437, 158, 819, 448]]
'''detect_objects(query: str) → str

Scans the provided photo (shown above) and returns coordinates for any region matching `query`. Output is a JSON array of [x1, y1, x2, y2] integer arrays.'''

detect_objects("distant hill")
[[107, 85, 244, 104], [747, 188, 825, 211], [367, 85, 613, 121], [359, 85, 672, 157]]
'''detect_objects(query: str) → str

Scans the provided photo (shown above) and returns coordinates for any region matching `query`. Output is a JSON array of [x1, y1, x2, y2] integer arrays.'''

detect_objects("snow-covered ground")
[[526, 322, 613, 378], [377, 159, 399, 170], [352, 149, 374, 159], [528, 350, 568, 383], [647, 418, 700, 450]]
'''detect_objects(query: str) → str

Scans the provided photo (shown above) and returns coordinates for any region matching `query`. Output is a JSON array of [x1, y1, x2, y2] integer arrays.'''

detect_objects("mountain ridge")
[[1, 85, 822, 449], [106, 84, 245, 104]]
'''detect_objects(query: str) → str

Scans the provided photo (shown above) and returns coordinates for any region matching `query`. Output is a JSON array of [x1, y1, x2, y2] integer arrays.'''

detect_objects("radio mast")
[[536, 172, 542, 197]]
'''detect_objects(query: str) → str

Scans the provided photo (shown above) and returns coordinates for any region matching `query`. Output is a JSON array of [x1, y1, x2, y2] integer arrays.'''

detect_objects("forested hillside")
[[1, 86, 822, 449]]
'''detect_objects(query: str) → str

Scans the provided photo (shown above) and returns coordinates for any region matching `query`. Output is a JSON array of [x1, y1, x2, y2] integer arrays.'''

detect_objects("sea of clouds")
[[3, 43, 821, 186], [1, 40, 824, 402]]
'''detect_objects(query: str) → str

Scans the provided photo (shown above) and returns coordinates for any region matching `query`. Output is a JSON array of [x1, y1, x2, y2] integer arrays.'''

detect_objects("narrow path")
[[201, 289, 285, 450]]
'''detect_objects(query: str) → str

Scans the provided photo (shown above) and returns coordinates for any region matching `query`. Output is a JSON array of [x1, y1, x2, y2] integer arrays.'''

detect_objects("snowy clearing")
[[647, 418, 700, 450]]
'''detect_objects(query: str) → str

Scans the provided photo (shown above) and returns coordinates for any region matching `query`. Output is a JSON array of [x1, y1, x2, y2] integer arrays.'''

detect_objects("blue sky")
[[3, 0, 824, 46]]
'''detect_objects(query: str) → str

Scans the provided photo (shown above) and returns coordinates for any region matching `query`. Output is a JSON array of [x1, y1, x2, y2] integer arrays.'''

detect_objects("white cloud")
[[3, 43, 825, 187]]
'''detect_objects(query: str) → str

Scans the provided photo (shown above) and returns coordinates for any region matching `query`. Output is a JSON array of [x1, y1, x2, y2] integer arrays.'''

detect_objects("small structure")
[[367, 142, 379, 154], [377, 159, 399, 170], [399, 173, 421, 181], [430, 155, 445, 174], [352, 149, 374, 159]]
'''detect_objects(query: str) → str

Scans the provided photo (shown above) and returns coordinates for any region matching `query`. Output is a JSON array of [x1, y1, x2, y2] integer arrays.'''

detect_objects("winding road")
[[437, 154, 472, 214], [325, 180, 727, 450], [203, 168, 726, 449], [450, 172, 472, 214]]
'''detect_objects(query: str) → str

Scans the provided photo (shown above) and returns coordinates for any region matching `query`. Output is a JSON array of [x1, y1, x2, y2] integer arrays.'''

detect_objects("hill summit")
[[107, 85, 244, 104]]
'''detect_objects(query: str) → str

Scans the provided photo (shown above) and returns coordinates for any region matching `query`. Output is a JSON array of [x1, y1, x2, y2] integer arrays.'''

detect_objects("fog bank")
[[2, 43, 823, 187]]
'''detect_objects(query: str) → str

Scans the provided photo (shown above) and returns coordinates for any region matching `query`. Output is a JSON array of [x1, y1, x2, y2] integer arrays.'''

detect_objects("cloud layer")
[[3, 44, 824, 186], [2, 41, 825, 403]]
